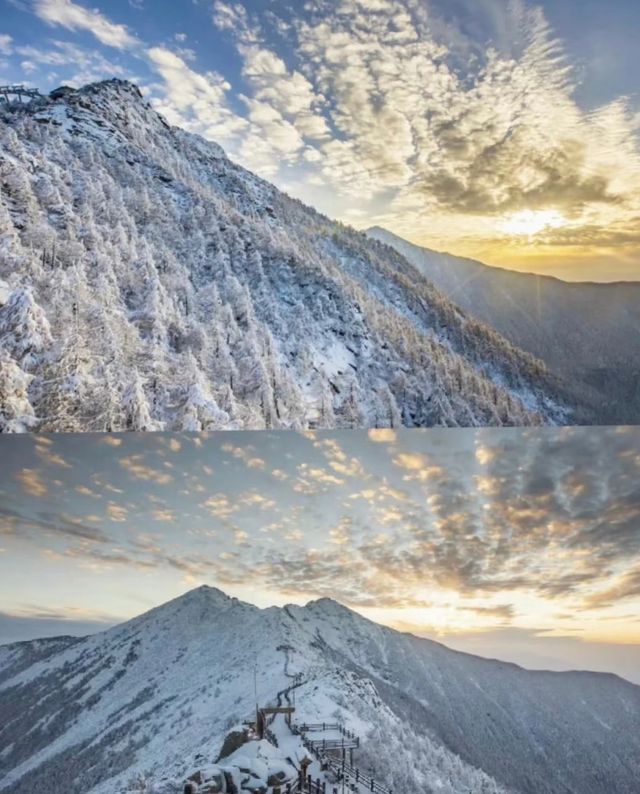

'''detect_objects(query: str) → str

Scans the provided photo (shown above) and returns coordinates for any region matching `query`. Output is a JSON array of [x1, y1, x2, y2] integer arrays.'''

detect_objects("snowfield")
[[1, 586, 639, 793], [0, 79, 574, 432]]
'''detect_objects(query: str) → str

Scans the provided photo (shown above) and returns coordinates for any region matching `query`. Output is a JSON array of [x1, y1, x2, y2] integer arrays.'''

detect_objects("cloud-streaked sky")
[[1, 0, 640, 281], [1, 427, 640, 682]]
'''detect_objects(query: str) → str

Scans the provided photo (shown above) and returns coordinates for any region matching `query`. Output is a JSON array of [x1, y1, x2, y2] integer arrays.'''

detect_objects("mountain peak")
[[0, 76, 574, 431], [50, 77, 143, 100], [4, 588, 639, 794], [304, 596, 355, 616], [173, 584, 237, 607], [117, 585, 248, 634], [366, 224, 391, 237]]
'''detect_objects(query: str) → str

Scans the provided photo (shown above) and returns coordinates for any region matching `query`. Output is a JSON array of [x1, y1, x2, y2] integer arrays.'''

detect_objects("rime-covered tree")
[[0, 351, 36, 431], [0, 287, 52, 369], [0, 79, 571, 431], [177, 352, 229, 431]]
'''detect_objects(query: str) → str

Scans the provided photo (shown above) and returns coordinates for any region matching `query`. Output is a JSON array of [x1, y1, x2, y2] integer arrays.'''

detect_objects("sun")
[[498, 209, 567, 237]]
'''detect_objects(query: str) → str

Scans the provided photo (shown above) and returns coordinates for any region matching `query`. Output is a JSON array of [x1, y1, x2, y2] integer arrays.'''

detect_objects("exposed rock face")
[[216, 730, 251, 763]]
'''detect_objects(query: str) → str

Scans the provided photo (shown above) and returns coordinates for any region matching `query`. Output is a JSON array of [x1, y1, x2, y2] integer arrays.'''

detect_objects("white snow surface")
[[0, 79, 573, 432], [1, 587, 639, 794]]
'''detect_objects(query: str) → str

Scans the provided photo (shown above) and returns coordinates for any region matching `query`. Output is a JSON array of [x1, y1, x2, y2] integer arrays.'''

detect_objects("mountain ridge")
[[0, 78, 579, 431], [366, 226, 640, 424], [367, 226, 639, 286], [2, 586, 639, 794], [1, 587, 633, 685]]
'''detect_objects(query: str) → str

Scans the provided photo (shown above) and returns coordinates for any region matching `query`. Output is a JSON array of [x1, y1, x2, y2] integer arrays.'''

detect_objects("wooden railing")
[[326, 757, 393, 794], [307, 737, 360, 751], [298, 722, 342, 732], [0, 85, 41, 103], [276, 773, 327, 794]]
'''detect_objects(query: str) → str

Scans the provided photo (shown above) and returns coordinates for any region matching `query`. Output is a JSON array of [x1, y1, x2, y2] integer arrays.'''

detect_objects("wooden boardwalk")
[[326, 757, 393, 794], [0, 85, 41, 104]]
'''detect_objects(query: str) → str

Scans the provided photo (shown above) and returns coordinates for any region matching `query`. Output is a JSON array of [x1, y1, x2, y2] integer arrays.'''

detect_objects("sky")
[[1, 426, 640, 684], [1, 0, 640, 282]]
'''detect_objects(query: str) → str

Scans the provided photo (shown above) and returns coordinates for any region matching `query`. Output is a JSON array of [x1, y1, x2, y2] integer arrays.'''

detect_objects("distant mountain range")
[[367, 227, 640, 424], [0, 78, 592, 431], [1, 586, 639, 793]]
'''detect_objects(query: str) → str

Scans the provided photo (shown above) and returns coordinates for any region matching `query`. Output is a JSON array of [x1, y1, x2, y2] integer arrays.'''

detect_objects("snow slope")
[[367, 226, 640, 425], [1, 587, 639, 794], [0, 79, 573, 431]]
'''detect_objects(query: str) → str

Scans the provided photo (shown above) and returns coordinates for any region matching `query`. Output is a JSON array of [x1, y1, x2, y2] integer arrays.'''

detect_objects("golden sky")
[[5, 0, 640, 281], [1, 428, 640, 680]]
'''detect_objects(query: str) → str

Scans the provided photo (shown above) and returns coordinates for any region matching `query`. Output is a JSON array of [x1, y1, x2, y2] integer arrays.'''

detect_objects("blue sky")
[[1, 426, 640, 682], [1, 0, 640, 279]]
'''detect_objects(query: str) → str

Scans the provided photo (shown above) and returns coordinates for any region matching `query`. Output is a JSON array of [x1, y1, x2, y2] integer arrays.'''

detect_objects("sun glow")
[[498, 209, 567, 237]]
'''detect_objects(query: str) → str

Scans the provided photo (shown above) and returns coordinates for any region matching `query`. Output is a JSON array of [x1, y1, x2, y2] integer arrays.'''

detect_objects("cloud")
[[311, 437, 368, 479], [152, 508, 175, 522], [206, 0, 640, 272], [3, 427, 640, 647], [15, 468, 47, 497], [146, 46, 249, 145], [433, 625, 640, 685], [583, 566, 640, 609], [14, 39, 127, 85], [392, 452, 444, 482], [240, 427, 640, 615], [0, 611, 117, 645], [34, 0, 137, 49], [35, 440, 71, 468], [106, 502, 128, 522], [211, 2, 329, 174], [393, 453, 426, 471], [10, 0, 639, 276], [74, 485, 98, 497], [238, 491, 275, 510], [203, 494, 237, 519], [11, 0, 634, 277], [119, 454, 173, 485], [0, 504, 108, 543], [368, 429, 396, 443], [212, 1, 256, 44], [297, 464, 344, 487]]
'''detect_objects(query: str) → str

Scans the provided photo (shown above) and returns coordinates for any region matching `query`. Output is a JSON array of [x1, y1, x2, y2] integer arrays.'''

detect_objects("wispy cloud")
[[1, 428, 640, 650], [208, 0, 640, 276], [34, 0, 137, 49], [0, 34, 13, 55], [119, 454, 173, 485], [15, 468, 48, 497], [7, 0, 640, 276], [0, 504, 109, 543]]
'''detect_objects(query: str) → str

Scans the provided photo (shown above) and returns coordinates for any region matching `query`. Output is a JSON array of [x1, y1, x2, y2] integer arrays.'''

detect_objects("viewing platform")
[[0, 85, 42, 104]]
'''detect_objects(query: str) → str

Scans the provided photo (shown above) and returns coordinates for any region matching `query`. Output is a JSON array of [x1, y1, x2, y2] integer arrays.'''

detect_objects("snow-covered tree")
[[0, 352, 37, 431], [0, 79, 569, 431], [0, 287, 52, 369], [177, 353, 229, 431], [122, 372, 156, 431]]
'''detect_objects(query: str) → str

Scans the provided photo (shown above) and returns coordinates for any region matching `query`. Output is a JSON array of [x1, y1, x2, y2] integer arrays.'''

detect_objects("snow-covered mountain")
[[2, 586, 639, 794], [0, 79, 575, 432], [367, 227, 640, 425]]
